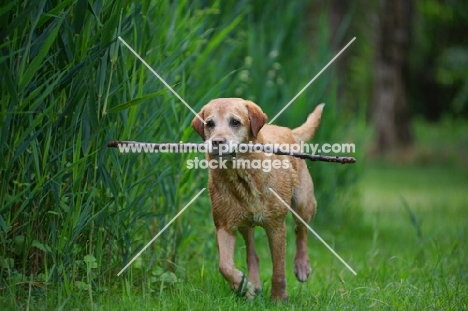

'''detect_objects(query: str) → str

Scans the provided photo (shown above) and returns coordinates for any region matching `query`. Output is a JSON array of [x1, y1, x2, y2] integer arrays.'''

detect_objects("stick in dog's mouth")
[[209, 143, 237, 158]]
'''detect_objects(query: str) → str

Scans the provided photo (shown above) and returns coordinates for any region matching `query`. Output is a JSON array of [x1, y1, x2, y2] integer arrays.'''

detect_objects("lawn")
[[157, 164, 467, 310], [8, 160, 466, 310]]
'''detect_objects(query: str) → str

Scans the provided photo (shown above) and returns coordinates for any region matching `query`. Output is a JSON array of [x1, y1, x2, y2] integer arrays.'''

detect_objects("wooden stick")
[[107, 140, 356, 164]]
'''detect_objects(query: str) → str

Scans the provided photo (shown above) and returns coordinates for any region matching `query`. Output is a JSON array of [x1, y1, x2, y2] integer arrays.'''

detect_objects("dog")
[[191, 98, 324, 301]]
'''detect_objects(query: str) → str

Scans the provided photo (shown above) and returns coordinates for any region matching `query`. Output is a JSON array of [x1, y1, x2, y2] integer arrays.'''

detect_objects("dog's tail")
[[292, 103, 325, 141]]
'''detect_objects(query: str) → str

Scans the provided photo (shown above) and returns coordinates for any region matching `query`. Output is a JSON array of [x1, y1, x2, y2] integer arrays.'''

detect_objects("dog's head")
[[192, 98, 267, 156]]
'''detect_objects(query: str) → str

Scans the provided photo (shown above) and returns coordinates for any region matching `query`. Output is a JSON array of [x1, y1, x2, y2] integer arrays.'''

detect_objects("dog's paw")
[[234, 274, 257, 299], [244, 282, 257, 299], [294, 257, 312, 282]]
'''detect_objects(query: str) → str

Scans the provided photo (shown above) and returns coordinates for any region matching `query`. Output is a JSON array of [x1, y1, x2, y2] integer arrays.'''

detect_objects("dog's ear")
[[191, 110, 205, 140], [245, 101, 267, 138]]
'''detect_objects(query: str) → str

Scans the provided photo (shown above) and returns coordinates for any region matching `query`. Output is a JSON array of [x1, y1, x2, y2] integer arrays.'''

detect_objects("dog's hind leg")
[[291, 162, 316, 282], [239, 226, 262, 293]]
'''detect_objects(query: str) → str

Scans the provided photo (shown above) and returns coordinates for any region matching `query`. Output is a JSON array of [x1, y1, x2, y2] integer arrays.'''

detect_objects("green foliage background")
[[0, 0, 364, 302]]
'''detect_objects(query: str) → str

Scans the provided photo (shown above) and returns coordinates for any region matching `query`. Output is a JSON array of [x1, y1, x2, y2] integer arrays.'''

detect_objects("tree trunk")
[[328, 0, 350, 104], [372, 0, 413, 153]]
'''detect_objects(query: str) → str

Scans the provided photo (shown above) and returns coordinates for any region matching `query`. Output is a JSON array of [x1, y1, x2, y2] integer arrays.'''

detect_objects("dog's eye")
[[206, 120, 215, 128], [230, 119, 241, 127]]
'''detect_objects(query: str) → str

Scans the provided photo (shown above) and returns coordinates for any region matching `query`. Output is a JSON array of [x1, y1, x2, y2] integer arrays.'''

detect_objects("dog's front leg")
[[239, 226, 262, 293], [266, 223, 288, 301], [216, 227, 256, 298]]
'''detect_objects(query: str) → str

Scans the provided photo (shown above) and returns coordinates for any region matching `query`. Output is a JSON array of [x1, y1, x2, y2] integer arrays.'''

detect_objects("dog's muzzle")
[[208, 138, 237, 157]]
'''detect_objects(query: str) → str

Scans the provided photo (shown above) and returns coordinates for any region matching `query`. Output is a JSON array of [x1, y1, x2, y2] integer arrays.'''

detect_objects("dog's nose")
[[211, 137, 227, 148]]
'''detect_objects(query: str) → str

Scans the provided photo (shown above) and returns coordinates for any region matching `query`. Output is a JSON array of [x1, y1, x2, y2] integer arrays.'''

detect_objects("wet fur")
[[192, 98, 324, 300]]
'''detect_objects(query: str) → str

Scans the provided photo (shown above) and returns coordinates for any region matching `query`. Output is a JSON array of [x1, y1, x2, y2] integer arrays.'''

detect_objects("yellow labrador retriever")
[[192, 98, 323, 300]]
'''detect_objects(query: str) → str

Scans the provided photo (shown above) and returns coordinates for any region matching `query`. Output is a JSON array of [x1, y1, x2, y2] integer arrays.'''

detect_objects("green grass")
[[4, 162, 466, 310]]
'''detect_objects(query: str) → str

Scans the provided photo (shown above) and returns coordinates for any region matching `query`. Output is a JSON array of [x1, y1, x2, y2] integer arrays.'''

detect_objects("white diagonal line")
[[268, 37, 356, 124], [117, 188, 206, 276], [268, 188, 357, 275], [118, 36, 205, 124]]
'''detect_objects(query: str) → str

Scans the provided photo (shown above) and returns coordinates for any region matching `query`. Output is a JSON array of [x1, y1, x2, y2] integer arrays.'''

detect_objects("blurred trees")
[[410, 0, 468, 121], [323, 0, 468, 154], [372, 0, 413, 152]]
